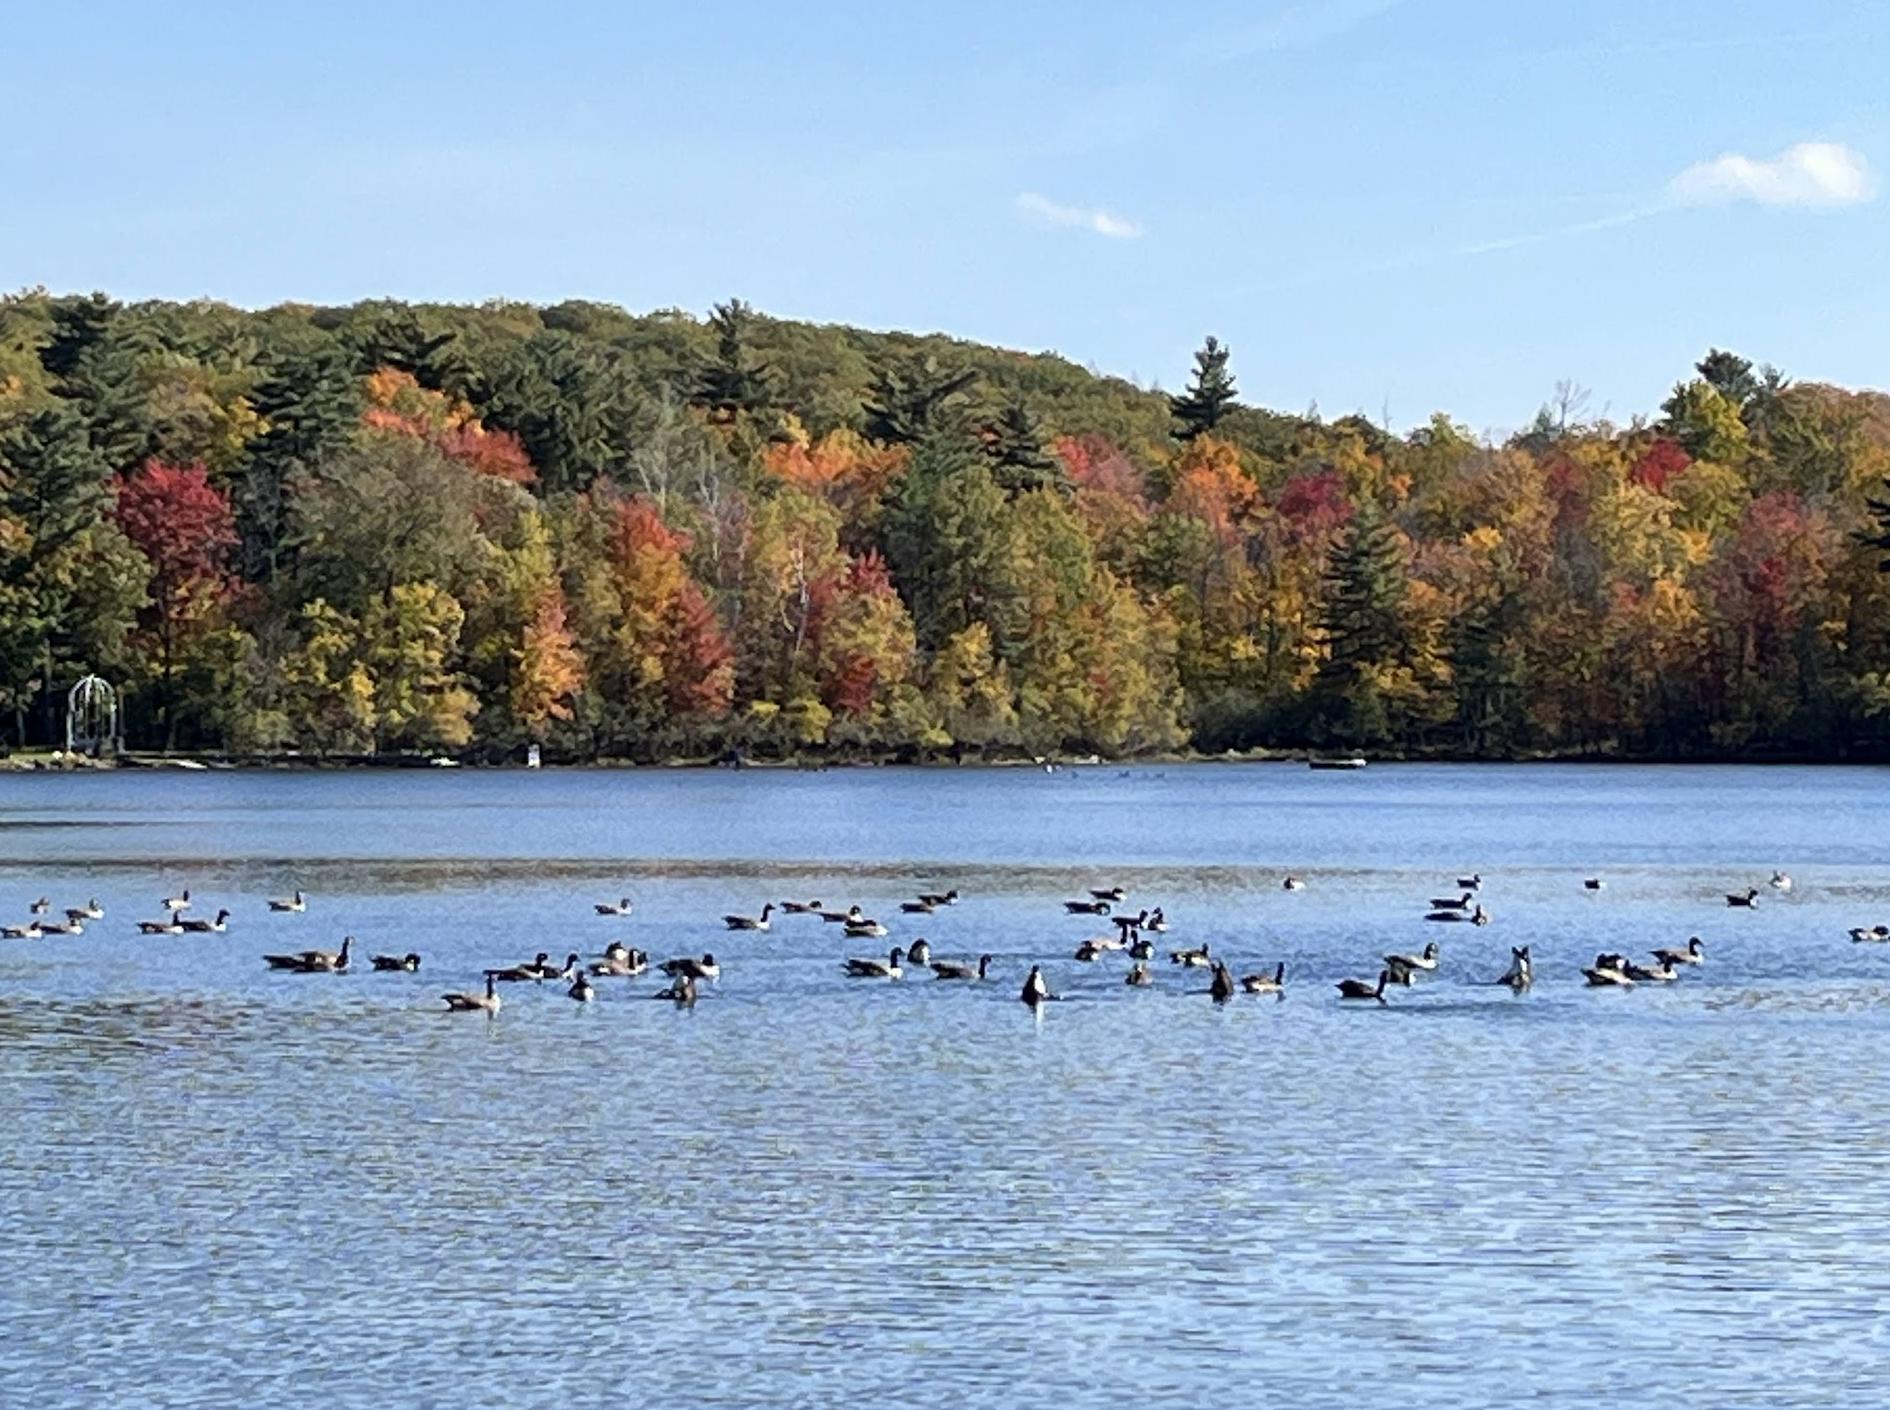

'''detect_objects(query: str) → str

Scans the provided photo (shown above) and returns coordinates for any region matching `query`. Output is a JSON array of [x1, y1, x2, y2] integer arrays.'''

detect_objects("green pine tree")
[[693, 298, 778, 422], [1310, 505, 1407, 746], [985, 399, 1068, 496], [1170, 335, 1238, 441]]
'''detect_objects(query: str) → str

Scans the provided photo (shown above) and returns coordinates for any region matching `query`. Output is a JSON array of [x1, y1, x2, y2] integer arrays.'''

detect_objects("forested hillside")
[[3, 289, 1888, 761]]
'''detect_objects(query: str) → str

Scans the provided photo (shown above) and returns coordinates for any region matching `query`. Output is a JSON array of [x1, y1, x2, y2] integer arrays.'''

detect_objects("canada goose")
[[593, 897, 634, 917], [655, 973, 698, 1005], [134, 918, 181, 936], [179, 908, 231, 935], [567, 972, 596, 1003], [1088, 886, 1127, 903], [1498, 946, 1532, 992], [818, 905, 866, 925], [723, 903, 775, 932], [162, 889, 191, 913], [931, 954, 992, 981], [916, 890, 959, 908], [1849, 925, 1890, 944], [29, 897, 49, 915], [371, 952, 422, 972], [780, 900, 823, 914], [551, 951, 581, 981], [1425, 904, 1488, 924], [441, 973, 501, 1014], [901, 899, 936, 914], [1064, 899, 1111, 915], [1622, 958, 1677, 983], [1471, 905, 1491, 926], [1726, 887, 1760, 909], [491, 952, 553, 982], [1652, 937, 1705, 967], [1209, 962, 1236, 1003], [1112, 910, 1149, 938], [1770, 871, 1793, 892], [1074, 939, 1105, 962], [1020, 964, 1055, 1007], [844, 917, 889, 938], [35, 918, 82, 937], [659, 954, 719, 983], [1337, 970, 1389, 1003], [66, 899, 105, 922], [1145, 908, 1169, 934], [1241, 961, 1286, 994], [1169, 942, 1212, 968], [263, 936, 352, 973], [1582, 952, 1633, 987], [904, 938, 932, 967], [268, 890, 307, 913], [2, 921, 43, 939], [1428, 892, 1474, 911], [1127, 935, 1156, 961], [1583, 878, 1604, 891], [1385, 942, 1440, 982], [1282, 876, 1306, 891], [589, 947, 649, 977], [1124, 963, 1154, 987], [843, 946, 904, 979], [1457, 874, 1483, 891]]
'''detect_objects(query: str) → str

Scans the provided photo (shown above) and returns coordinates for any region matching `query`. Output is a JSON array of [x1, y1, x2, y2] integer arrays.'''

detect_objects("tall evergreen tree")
[[692, 298, 778, 422], [236, 330, 362, 582], [1310, 504, 1407, 745], [1170, 335, 1238, 441], [984, 399, 1067, 496], [863, 355, 978, 445]]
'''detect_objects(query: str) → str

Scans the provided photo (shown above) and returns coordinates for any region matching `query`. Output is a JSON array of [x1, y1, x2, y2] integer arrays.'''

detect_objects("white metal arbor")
[[65, 675, 121, 756]]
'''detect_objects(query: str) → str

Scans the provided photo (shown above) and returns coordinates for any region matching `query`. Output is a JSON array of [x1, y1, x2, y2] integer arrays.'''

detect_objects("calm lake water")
[[4, 763, 1890, 1408]]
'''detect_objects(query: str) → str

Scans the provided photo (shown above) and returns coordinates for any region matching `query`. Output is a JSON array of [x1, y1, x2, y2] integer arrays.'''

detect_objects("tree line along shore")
[[3, 290, 1889, 764]]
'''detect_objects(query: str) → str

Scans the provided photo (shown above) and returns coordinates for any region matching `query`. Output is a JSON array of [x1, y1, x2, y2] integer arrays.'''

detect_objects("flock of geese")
[[0, 865, 1848, 1016]]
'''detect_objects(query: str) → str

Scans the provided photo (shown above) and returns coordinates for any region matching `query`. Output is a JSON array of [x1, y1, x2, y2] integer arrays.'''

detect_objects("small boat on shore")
[[1308, 756, 1367, 771]]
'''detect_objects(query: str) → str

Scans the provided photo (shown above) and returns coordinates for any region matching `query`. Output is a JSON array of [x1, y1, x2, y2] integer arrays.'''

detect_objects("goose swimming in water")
[[1282, 876, 1306, 892], [723, 903, 775, 932], [1582, 952, 1633, 987], [2, 921, 43, 939], [1209, 962, 1236, 1003], [66, 900, 105, 922], [1088, 886, 1127, 903], [441, 973, 501, 1014], [655, 973, 699, 1005], [162, 890, 192, 914], [1850, 925, 1890, 944], [843, 947, 904, 980], [490, 951, 550, 982], [567, 972, 596, 1003], [1583, 878, 1604, 891], [1770, 871, 1793, 893], [28, 897, 49, 916], [1125, 962, 1154, 987], [1726, 887, 1760, 909], [268, 890, 307, 914], [178, 908, 231, 935], [263, 936, 352, 973], [904, 938, 932, 968], [843, 917, 889, 938], [1020, 965, 1055, 1008], [1240, 961, 1285, 994], [818, 905, 866, 925], [1497, 946, 1533, 992], [1169, 942, 1212, 968], [35, 918, 82, 937], [930, 954, 992, 981], [1112, 910, 1150, 939], [1144, 908, 1169, 934], [1652, 937, 1705, 967], [1385, 942, 1440, 984], [1426, 904, 1489, 925], [589, 945, 649, 977], [1074, 939, 1105, 962], [371, 952, 422, 972], [1337, 970, 1389, 1003], [1622, 958, 1677, 983], [1428, 892, 1475, 912], [1127, 935, 1156, 961], [901, 898, 937, 915], [915, 889, 959, 908], [1064, 898, 1111, 916], [134, 917, 182, 936], [593, 897, 634, 917], [660, 954, 719, 983], [780, 899, 822, 914], [1457, 874, 1483, 891]]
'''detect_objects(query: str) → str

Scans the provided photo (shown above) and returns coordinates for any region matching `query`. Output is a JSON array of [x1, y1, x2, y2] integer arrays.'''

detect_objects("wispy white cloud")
[[1016, 192, 1143, 239], [1670, 141, 1875, 209]]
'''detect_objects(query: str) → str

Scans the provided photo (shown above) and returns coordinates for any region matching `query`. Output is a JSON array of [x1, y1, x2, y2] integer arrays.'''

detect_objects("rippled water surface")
[[4, 763, 1890, 1408]]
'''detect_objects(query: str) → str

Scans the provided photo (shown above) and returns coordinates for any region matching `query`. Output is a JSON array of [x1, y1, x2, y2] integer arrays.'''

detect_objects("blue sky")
[[7, 0, 1888, 431]]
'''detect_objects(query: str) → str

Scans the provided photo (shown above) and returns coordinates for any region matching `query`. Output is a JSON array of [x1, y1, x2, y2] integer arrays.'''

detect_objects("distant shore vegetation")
[[3, 290, 1890, 763]]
